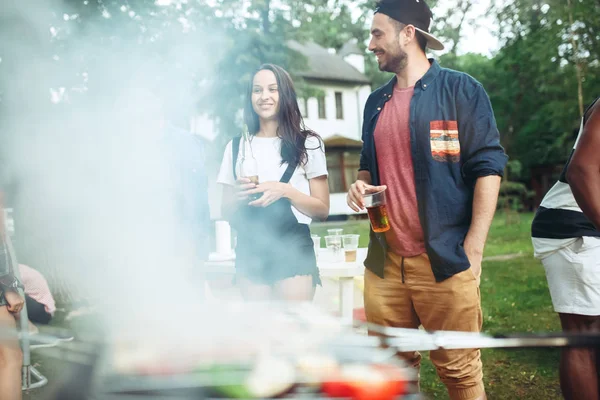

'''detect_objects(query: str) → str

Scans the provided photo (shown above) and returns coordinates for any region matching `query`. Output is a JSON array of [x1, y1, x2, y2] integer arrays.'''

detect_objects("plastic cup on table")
[[324, 235, 343, 261], [327, 228, 343, 237], [342, 234, 359, 262]]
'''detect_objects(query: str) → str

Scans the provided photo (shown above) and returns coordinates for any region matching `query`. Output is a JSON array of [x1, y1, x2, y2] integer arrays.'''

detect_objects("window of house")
[[317, 95, 326, 119], [335, 92, 343, 120], [298, 98, 308, 118]]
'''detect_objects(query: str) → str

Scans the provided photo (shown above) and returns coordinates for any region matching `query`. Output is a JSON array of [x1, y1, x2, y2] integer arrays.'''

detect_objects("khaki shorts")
[[364, 252, 484, 400]]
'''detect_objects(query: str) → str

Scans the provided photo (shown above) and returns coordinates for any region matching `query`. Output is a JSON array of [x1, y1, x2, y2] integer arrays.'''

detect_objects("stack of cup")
[[324, 228, 344, 262], [327, 228, 343, 237]]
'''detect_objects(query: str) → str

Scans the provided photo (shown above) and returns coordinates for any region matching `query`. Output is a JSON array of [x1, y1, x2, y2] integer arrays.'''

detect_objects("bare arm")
[[247, 176, 330, 221], [464, 175, 502, 274], [566, 102, 600, 229], [285, 175, 330, 221]]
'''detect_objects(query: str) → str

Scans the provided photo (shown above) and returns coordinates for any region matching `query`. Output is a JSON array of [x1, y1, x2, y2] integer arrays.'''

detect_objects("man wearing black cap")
[[346, 1, 507, 399]]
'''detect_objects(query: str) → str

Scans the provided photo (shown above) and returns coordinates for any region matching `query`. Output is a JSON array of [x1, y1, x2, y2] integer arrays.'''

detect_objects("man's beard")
[[379, 48, 408, 74]]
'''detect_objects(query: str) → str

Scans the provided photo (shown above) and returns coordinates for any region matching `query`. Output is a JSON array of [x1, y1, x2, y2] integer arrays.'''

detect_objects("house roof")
[[338, 39, 363, 57], [288, 41, 370, 85], [323, 134, 363, 148]]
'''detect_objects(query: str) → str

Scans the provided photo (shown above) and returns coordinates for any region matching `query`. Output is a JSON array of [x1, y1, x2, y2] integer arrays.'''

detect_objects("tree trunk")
[[567, 0, 585, 119], [261, 0, 271, 34]]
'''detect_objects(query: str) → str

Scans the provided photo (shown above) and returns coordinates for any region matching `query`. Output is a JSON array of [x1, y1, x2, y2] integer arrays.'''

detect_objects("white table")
[[203, 248, 367, 324], [316, 248, 366, 324]]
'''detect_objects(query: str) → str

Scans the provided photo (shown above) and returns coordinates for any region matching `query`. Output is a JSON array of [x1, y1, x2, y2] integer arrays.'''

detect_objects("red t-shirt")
[[374, 85, 426, 257]]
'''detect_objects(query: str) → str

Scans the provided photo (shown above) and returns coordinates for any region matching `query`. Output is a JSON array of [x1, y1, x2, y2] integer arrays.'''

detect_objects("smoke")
[[0, 0, 331, 359], [0, 0, 231, 339]]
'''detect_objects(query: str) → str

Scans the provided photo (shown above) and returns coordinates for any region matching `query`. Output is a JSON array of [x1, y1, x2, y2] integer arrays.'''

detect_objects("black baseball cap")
[[374, 0, 445, 50]]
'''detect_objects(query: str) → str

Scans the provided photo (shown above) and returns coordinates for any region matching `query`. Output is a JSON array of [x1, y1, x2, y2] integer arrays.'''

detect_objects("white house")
[[288, 40, 372, 218], [193, 40, 372, 220]]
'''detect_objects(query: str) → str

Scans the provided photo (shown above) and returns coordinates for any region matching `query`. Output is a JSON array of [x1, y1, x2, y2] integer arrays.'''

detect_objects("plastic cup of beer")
[[324, 235, 342, 258], [342, 234, 359, 262], [311, 234, 321, 260], [363, 189, 390, 233], [327, 228, 343, 237]]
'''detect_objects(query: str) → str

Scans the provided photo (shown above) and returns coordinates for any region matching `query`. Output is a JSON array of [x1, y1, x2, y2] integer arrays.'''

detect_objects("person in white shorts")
[[531, 96, 600, 400]]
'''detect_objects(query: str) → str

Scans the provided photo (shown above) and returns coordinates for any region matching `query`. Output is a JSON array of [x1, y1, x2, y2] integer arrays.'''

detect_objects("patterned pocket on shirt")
[[430, 120, 460, 163]]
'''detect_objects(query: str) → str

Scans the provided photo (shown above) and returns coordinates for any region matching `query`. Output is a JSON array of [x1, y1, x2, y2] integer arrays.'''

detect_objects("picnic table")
[[203, 248, 367, 324]]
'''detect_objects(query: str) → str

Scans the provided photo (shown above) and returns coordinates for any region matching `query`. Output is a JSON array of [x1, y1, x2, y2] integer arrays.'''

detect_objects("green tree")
[[202, 0, 377, 143], [293, 0, 369, 51], [490, 0, 600, 177]]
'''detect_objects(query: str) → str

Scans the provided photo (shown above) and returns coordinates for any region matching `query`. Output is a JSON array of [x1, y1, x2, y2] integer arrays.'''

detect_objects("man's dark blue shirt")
[[360, 60, 508, 281]]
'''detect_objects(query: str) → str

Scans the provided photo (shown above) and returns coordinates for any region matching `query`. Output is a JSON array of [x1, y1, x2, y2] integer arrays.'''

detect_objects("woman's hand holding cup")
[[235, 177, 257, 201]]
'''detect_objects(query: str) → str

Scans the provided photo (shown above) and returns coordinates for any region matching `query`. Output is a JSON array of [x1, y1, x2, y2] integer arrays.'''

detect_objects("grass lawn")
[[420, 254, 561, 399], [310, 212, 535, 258], [484, 212, 534, 257], [25, 212, 563, 399], [315, 212, 563, 399]]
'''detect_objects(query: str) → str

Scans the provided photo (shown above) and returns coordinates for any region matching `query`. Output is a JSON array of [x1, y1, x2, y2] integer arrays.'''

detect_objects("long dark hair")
[[243, 64, 322, 167]]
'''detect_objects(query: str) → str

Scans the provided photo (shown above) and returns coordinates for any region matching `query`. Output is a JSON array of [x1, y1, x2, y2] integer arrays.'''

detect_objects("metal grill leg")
[[4, 235, 48, 391], [22, 365, 48, 390]]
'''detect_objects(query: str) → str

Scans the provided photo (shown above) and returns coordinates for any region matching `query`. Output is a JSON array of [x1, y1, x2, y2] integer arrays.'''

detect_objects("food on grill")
[[209, 355, 296, 398], [296, 353, 339, 385], [321, 364, 408, 400], [102, 303, 416, 398], [200, 353, 409, 400]]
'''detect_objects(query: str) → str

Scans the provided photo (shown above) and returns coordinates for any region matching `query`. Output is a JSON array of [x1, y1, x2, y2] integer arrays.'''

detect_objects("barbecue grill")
[[10, 302, 600, 400]]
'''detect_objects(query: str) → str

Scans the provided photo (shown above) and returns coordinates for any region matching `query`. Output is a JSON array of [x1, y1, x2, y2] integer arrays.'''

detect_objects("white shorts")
[[541, 236, 600, 316]]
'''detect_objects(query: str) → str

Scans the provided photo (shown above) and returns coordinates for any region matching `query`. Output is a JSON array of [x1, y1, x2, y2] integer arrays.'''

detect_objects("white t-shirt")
[[217, 135, 328, 225], [532, 118, 584, 259]]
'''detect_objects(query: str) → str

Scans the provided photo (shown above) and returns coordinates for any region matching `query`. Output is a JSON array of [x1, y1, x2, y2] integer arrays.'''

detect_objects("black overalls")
[[229, 136, 321, 286]]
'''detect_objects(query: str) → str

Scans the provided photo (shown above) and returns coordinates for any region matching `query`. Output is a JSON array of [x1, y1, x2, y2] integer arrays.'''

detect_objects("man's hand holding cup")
[[347, 180, 387, 212]]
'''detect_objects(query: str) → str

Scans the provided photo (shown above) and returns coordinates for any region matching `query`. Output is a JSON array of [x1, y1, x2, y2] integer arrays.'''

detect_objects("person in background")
[[116, 89, 211, 276], [0, 196, 24, 400], [150, 94, 212, 267], [19, 264, 56, 327], [346, 1, 507, 399], [531, 96, 600, 400], [164, 121, 211, 267], [217, 64, 329, 302]]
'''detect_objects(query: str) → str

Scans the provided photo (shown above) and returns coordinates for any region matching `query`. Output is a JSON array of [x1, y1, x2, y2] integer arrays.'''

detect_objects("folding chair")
[[4, 234, 48, 390]]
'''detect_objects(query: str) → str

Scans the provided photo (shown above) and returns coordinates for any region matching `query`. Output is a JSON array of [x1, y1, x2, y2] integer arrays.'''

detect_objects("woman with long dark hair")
[[217, 64, 329, 301]]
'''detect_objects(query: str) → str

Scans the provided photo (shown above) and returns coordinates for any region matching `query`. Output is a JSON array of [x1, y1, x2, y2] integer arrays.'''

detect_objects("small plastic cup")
[[342, 234, 359, 262], [324, 235, 342, 257], [327, 228, 343, 237], [362, 188, 390, 233]]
